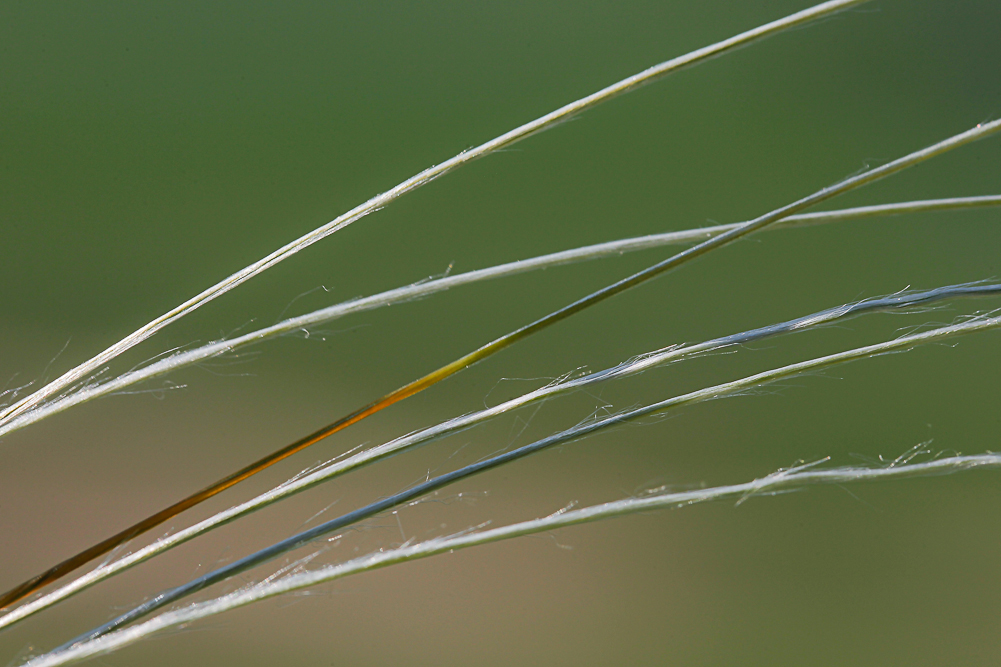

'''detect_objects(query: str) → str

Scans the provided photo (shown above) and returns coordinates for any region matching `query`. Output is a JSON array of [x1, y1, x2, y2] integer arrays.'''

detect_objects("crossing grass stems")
[[2, 1, 1000, 664]]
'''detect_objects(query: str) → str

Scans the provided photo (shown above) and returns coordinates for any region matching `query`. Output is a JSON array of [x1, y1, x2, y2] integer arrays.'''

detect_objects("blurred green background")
[[2, 1, 1001, 664]]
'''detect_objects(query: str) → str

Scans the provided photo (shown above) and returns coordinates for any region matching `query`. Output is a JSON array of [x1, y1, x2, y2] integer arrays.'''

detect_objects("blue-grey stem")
[[54, 280, 1001, 653]]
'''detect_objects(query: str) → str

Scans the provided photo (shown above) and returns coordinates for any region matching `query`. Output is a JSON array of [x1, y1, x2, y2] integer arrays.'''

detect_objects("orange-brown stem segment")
[[0, 239, 682, 610], [6, 107, 976, 609]]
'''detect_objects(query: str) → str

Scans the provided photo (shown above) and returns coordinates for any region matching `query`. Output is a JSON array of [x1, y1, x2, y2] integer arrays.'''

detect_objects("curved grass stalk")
[[0, 0, 869, 438], [30, 451, 1001, 667], [3, 114, 998, 612], [3, 281, 998, 632], [53, 307, 1001, 646], [4, 195, 999, 441]]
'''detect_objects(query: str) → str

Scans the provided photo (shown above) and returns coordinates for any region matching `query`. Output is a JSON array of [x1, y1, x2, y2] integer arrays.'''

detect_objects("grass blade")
[[3, 117, 997, 611], [3, 281, 998, 631], [5, 195, 999, 440], [56, 306, 1001, 647], [0, 0, 869, 439], [30, 451, 1001, 667]]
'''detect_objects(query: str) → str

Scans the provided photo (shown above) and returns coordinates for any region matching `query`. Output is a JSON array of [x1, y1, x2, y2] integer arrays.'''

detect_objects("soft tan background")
[[2, 0, 1001, 664]]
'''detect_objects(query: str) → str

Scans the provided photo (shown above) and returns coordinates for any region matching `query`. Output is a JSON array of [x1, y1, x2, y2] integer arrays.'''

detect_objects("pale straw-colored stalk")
[[11, 24, 995, 616], [7, 288, 998, 635], [0, 0, 871, 437], [26, 449, 1001, 667], [3, 195, 998, 440]]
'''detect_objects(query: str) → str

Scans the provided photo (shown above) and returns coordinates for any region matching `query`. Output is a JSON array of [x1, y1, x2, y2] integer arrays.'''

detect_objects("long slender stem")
[[4, 195, 998, 440], [2, 117, 998, 611], [29, 451, 1001, 667], [0, 0, 870, 437], [4, 281, 997, 631], [55, 309, 1001, 647]]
